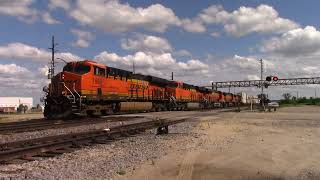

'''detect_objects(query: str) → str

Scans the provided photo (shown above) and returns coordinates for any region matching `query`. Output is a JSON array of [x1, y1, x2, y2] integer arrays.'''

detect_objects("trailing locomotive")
[[43, 60, 241, 119]]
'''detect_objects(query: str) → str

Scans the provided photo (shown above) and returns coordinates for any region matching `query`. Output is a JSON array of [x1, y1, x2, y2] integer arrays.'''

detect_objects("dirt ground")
[[120, 106, 320, 180], [0, 113, 43, 123]]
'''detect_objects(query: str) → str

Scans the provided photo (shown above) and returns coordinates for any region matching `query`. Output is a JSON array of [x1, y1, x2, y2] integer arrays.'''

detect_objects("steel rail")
[[0, 116, 142, 134], [0, 118, 187, 164]]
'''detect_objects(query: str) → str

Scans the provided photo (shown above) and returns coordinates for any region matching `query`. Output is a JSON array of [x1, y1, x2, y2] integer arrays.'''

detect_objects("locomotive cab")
[[44, 60, 99, 119]]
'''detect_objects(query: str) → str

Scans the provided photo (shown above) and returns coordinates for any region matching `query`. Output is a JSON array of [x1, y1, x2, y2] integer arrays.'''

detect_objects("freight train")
[[43, 60, 241, 119]]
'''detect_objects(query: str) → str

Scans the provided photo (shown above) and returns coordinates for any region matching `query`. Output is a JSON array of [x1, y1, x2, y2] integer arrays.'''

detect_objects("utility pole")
[[171, 72, 173, 80], [132, 60, 135, 74], [260, 59, 265, 110], [48, 36, 58, 79]]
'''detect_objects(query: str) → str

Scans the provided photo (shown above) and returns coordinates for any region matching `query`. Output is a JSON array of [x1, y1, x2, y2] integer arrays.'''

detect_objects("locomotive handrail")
[[61, 82, 76, 103], [73, 82, 82, 110]]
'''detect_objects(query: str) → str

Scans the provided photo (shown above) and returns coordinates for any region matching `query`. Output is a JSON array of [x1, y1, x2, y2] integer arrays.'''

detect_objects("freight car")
[[43, 60, 241, 119]]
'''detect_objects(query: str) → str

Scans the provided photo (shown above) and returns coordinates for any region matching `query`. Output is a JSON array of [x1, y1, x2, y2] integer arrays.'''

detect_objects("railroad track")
[[0, 118, 187, 164], [0, 116, 143, 134], [0, 107, 243, 134]]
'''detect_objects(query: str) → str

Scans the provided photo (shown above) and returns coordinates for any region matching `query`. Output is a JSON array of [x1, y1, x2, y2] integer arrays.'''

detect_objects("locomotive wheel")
[[44, 97, 72, 120]]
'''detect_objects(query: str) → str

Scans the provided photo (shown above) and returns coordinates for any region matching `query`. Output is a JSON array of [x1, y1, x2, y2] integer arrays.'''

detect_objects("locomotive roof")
[[75, 60, 237, 96]]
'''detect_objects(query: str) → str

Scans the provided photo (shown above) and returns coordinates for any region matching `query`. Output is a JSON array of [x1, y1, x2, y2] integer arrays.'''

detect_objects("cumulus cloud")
[[121, 34, 172, 53], [0, 43, 80, 62], [41, 12, 61, 24], [260, 26, 320, 57], [94, 51, 208, 79], [0, 64, 30, 75], [181, 18, 206, 33], [71, 29, 94, 48], [0, 0, 38, 23], [48, 0, 71, 10], [182, 4, 299, 37], [0, 63, 47, 89], [210, 32, 220, 38], [209, 54, 320, 85], [173, 49, 192, 57], [0, 0, 62, 25], [69, 0, 180, 33]]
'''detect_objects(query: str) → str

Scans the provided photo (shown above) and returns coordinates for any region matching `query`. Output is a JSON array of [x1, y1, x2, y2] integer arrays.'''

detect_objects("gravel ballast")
[[0, 117, 153, 144], [0, 120, 202, 179]]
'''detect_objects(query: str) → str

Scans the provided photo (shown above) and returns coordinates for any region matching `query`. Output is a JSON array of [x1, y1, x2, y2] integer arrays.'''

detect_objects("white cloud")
[[210, 32, 220, 38], [0, 64, 30, 75], [94, 51, 208, 79], [260, 26, 320, 57], [186, 4, 299, 37], [173, 49, 192, 57], [121, 34, 172, 53], [69, 0, 180, 33], [0, 43, 80, 62], [0, 63, 51, 103], [41, 12, 61, 24], [0, 0, 65, 24], [0, 0, 37, 23], [38, 65, 49, 76], [71, 29, 94, 48], [199, 5, 229, 24], [246, 74, 260, 80], [181, 18, 206, 33], [48, 0, 71, 10]]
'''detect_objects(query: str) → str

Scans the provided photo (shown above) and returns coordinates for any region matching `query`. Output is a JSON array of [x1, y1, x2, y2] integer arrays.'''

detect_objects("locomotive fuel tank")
[[186, 102, 201, 110], [120, 102, 153, 111], [211, 91, 220, 102], [225, 94, 233, 102]]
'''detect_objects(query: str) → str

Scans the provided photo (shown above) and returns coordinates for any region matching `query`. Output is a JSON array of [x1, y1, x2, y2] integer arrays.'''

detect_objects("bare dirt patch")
[[120, 106, 320, 180]]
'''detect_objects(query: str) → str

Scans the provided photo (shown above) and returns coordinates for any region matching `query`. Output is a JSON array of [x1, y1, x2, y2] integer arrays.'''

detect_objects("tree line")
[[280, 93, 320, 105]]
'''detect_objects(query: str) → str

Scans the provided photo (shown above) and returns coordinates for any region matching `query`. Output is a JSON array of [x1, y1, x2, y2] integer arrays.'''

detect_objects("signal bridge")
[[208, 77, 320, 90]]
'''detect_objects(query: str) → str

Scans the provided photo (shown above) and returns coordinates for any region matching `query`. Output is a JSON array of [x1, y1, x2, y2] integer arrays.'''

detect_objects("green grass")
[[279, 103, 303, 107]]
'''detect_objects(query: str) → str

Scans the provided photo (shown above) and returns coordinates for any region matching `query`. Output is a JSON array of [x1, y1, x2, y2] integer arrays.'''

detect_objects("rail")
[[0, 118, 187, 164]]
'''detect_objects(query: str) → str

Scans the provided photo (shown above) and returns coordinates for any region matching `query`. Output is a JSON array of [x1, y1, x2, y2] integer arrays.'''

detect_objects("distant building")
[[0, 97, 33, 113]]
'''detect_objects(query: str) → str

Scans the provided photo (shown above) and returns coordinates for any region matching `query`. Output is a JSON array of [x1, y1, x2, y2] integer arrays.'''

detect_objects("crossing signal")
[[266, 76, 278, 81], [266, 76, 272, 81]]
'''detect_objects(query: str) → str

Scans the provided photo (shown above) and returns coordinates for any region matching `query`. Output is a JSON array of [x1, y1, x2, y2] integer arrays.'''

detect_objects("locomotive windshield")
[[62, 63, 91, 74], [63, 64, 73, 72], [74, 64, 91, 74]]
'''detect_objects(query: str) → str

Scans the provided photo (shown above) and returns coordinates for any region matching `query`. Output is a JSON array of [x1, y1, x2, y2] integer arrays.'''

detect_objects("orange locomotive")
[[43, 60, 241, 119]]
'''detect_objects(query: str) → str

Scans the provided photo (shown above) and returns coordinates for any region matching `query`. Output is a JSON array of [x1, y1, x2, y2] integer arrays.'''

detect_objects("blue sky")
[[1, 0, 320, 104]]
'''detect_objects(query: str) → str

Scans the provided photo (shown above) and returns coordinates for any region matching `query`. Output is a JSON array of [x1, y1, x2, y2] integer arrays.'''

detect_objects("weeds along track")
[[0, 118, 187, 164]]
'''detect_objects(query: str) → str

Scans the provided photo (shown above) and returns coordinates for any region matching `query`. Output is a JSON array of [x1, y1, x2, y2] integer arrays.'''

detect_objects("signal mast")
[[48, 36, 58, 80]]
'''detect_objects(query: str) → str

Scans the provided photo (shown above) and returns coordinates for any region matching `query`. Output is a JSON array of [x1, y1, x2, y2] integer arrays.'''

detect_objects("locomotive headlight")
[[61, 73, 65, 80], [43, 86, 49, 93]]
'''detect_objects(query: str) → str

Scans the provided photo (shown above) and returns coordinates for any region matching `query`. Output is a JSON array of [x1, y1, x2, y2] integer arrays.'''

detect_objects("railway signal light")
[[266, 76, 272, 81], [266, 76, 278, 81]]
